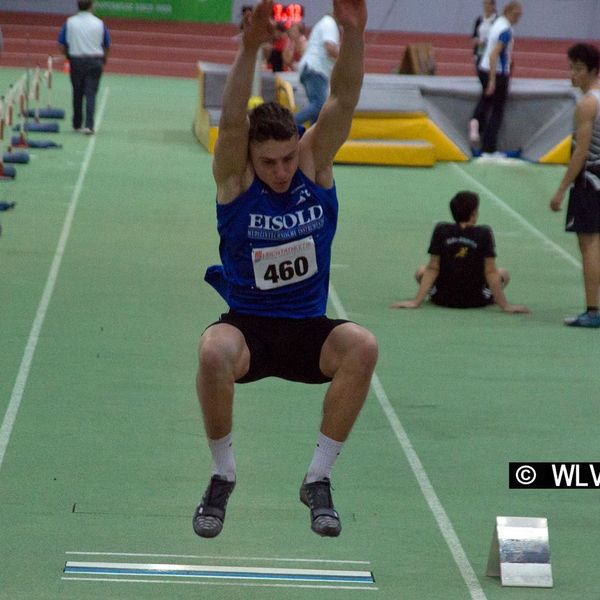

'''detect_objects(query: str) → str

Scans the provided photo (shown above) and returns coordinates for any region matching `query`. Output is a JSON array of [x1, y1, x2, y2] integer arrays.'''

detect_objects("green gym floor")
[[0, 68, 598, 600]]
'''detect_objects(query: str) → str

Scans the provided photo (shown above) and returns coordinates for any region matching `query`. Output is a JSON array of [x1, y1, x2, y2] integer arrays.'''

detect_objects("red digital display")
[[273, 3, 304, 27]]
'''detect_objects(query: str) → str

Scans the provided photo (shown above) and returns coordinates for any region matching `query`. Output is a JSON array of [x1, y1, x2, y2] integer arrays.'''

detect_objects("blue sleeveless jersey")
[[205, 170, 338, 318]]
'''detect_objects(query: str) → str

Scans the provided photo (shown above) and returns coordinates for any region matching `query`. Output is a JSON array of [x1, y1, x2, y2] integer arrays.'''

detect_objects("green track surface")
[[1, 67, 598, 599]]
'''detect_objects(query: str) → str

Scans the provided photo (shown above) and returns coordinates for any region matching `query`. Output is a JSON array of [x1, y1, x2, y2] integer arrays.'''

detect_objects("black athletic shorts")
[[430, 286, 494, 308], [565, 180, 600, 233], [206, 311, 349, 384]]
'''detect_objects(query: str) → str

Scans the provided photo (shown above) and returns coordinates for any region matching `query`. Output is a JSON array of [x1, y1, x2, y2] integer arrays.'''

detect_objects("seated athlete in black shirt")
[[391, 191, 529, 313]]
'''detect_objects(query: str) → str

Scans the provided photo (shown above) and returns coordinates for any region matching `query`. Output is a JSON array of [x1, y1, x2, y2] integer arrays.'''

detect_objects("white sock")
[[208, 432, 236, 482], [305, 432, 344, 483]]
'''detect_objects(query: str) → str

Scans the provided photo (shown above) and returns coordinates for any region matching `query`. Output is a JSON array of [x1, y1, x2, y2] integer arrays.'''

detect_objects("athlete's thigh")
[[577, 231, 600, 257], [319, 321, 377, 378]]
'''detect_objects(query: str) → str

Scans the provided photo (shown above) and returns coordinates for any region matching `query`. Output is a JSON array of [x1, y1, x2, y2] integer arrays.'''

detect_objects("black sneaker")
[[192, 475, 236, 538], [299, 477, 341, 537]]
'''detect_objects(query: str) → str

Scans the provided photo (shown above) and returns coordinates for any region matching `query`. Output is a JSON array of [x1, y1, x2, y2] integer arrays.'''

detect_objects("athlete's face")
[[506, 5, 522, 25], [249, 136, 300, 194], [483, 0, 495, 17], [569, 60, 598, 91]]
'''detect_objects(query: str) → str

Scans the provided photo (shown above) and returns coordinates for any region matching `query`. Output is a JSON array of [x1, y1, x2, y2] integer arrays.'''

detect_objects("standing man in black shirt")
[[391, 191, 528, 312]]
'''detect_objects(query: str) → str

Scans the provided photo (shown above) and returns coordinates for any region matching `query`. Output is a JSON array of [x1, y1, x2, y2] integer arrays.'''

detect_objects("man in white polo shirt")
[[58, 1, 110, 134], [294, 10, 340, 126]]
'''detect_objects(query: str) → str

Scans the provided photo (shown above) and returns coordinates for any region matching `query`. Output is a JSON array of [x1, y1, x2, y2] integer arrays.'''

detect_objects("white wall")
[[231, 0, 600, 39], [5, 0, 600, 38]]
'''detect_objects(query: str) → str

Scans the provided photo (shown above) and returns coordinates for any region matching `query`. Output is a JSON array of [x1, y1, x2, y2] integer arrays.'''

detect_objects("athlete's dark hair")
[[567, 43, 600, 74], [248, 102, 298, 143], [450, 191, 479, 223], [78, 0, 93, 10], [502, 1, 521, 16]]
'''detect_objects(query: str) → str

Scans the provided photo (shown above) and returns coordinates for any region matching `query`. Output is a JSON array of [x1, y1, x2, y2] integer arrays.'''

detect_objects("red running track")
[[0, 10, 582, 80]]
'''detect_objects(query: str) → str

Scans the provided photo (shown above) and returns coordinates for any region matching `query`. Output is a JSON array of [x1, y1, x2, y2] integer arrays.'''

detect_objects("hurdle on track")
[[23, 57, 66, 121], [7, 67, 62, 150], [12, 66, 59, 135]]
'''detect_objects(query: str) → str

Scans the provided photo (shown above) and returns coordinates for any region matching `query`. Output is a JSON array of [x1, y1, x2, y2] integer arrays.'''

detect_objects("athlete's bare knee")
[[320, 324, 378, 378], [198, 326, 247, 381], [338, 326, 378, 373], [199, 342, 231, 379], [353, 329, 378, 370]]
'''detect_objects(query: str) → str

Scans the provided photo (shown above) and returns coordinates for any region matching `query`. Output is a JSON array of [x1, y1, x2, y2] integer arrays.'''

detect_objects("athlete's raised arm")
[[213, 0, 275, 204]]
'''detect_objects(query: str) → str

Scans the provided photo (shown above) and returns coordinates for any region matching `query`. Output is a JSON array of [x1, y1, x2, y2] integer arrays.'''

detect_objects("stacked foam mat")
[[195, 62, 575, 167]]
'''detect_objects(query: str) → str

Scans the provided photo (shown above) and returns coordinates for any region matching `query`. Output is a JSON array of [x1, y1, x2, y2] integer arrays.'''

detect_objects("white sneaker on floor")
[[480, 151, 506, 159]]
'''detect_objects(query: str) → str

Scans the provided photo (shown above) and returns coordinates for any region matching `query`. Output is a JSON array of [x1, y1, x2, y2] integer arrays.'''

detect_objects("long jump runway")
[[0, 68, 599, 599]]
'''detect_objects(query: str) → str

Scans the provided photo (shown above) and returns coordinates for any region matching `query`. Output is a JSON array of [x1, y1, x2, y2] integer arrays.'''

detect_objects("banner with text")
[[94, 0, 232, 22]]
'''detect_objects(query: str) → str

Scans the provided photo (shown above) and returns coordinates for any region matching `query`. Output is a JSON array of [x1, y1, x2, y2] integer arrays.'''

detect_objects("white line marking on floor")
[[61, 576, 378, 591], [329, 284, 488, 600], [450, 162, 581, 269], [0, 87, 110, 472], [64, 551, 370, 565]]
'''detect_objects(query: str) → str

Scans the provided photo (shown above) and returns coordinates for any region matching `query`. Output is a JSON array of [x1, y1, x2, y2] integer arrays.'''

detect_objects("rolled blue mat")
[[3, 151, 30, 164], [25, 108, 65, 119], [13, 122, 60, 133], [0, 165, 17, 178], [10, 136, 62, 149]]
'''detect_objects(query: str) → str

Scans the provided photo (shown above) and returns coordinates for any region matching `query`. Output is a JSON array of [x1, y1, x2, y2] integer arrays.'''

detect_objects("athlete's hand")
[[502, 304, 530, 314], [485, 79, 496, 96], [333, 0, 368, 32], [549, 191, 563, 212], [242, 0, 275, 49], [390, 300, 420, 309]]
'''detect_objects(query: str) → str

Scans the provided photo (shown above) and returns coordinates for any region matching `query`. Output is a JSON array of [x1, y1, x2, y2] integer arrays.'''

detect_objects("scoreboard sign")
[[273, 3, 304, 27]]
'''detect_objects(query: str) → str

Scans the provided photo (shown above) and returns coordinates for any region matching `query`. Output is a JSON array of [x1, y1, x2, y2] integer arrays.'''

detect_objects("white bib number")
[[252, 236, 317, 290]]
